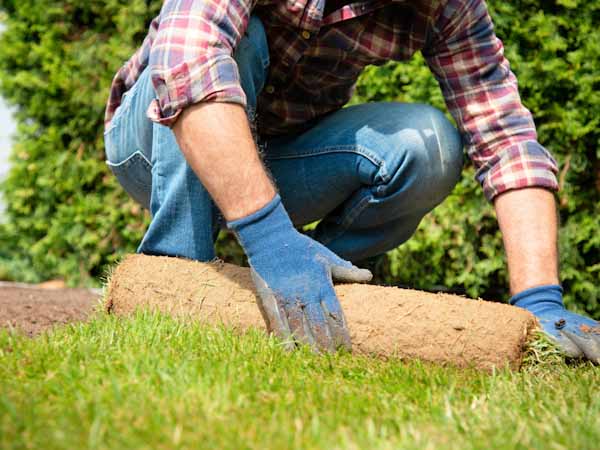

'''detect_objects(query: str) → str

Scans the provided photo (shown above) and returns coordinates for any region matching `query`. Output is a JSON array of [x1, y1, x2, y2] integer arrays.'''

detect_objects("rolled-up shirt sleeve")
[[424, 0, 559, 201], [148, 0, 253, 126]]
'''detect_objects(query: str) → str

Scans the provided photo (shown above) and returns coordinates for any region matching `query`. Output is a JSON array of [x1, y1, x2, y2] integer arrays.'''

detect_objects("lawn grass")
[[1, 311, 598, 450]]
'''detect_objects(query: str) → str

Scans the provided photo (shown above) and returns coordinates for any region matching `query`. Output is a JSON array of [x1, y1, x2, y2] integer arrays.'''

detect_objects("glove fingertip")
[[251, 269, 293, 341], [563, 331, 600, 363], [303, 302, 336, 353], [354, 267, 374, 283], [331, 265, 373, 283], [320, 293, 352, 352]]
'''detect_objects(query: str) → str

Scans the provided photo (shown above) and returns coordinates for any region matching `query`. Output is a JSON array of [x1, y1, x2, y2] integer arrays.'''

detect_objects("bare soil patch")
[[106, 254, 539, 371], [0, 285, 98, 336]]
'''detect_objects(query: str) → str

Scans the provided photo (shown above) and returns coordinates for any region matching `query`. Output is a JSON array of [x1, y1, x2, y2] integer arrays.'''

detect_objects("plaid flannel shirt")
[[105, 0, 559, 201]]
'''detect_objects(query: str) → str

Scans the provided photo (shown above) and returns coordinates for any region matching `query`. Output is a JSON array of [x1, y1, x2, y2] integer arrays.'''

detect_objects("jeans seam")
[[103, 89, 136, 135], [319, 191, 374, 246], [105, 155, 152, 191], [341, 191, 374, 228], [154, 170, 164, 210], [265, 144, 390, 182], [105, 149, 152, 168]]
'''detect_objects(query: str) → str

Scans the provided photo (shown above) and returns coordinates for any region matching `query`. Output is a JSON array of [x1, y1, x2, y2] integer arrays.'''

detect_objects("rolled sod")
[[105, 254, 538, 371]]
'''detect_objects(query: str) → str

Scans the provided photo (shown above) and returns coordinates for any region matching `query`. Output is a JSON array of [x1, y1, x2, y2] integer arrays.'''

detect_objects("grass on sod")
[[1, 310, 598, 450]]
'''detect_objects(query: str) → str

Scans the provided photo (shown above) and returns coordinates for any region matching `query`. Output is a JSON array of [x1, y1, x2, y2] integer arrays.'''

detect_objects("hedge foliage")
[[0, 1, 598, 316]]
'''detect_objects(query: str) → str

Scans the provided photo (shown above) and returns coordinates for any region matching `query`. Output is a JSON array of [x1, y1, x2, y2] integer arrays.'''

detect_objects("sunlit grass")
[[1, 311, 598, 449]]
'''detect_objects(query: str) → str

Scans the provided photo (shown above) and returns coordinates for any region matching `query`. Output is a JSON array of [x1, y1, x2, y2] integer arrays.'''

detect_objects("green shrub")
[[0, 1, 158, 283], [0, 1, 598, 317]]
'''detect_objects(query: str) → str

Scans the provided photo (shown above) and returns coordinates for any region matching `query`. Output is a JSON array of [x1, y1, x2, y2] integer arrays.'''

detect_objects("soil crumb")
[[0, 286, 98, 336], [580, 324, 600, 334], [106, 254, 539, 371]]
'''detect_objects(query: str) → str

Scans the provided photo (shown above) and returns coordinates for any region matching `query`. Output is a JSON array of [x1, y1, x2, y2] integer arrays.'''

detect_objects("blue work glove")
[[228, 194, 372, 352], [511, 285, 600, 362]]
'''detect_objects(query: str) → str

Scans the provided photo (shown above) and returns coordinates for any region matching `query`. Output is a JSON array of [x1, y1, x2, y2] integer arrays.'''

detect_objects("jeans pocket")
[[106, 151, 152, 209]]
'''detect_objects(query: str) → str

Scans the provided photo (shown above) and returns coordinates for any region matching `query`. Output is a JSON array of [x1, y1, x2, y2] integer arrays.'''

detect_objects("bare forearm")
[[172, 102, 276, 221], [494, 188, 559, 295]]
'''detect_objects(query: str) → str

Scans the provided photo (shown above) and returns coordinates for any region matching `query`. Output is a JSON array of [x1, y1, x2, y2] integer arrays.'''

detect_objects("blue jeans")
[[104, 16, 463, 262]]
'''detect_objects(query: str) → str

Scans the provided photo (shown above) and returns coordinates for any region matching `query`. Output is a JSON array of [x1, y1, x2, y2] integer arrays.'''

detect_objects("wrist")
[[227, 194, 295, 256], [221, 184, 277, 222], [510, 275, 560, 297]]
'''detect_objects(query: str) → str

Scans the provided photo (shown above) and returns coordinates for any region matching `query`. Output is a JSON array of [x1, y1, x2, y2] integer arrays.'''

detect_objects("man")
[[104, 0, 599, 360]]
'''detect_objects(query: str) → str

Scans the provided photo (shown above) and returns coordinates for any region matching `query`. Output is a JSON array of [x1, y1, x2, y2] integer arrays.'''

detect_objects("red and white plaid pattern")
[[105, 0, 558, 201]]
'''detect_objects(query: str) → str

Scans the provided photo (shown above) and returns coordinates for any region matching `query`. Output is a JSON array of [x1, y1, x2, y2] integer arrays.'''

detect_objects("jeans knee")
[[233, 15, 269, 110], [409, 105, 462, 205], [377, 105, 463, 212], [430, 106, 463, 175]]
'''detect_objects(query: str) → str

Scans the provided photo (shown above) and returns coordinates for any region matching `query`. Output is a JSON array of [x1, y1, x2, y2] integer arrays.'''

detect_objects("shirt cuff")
[[147, 53, 247, 127], [478, 141, 559, 201]]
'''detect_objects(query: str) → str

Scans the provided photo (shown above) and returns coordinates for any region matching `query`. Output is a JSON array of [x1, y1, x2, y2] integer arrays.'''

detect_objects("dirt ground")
[[0, 285, 99, 336]]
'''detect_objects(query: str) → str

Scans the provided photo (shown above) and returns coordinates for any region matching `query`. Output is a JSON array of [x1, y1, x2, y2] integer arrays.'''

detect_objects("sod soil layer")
[[0, 285, 98, 336], [106, 254, 539, 371]]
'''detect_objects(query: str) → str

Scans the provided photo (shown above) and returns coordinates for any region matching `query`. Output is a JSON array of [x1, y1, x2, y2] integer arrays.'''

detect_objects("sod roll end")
[[105, 254, 538, 371]]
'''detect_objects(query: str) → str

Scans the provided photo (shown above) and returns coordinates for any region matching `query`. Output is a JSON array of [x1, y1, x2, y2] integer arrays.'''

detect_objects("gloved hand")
[[228, 194, 372, 352], [511, 285, 600, 362]]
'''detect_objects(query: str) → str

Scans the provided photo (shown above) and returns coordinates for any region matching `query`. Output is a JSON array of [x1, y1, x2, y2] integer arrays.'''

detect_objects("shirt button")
[[301, 30, 311, 40], [265, 85, 275, 94]]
